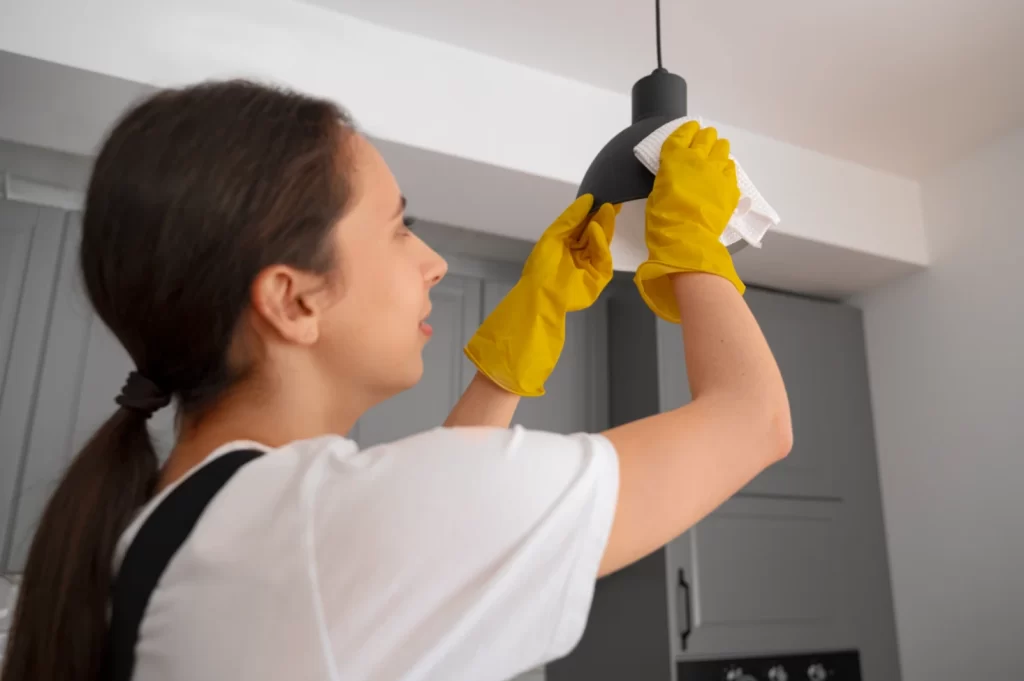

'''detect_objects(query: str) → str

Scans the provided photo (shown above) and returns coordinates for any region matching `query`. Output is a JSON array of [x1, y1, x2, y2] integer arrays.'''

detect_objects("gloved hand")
[[634, 121, 744, 323], [464, 195, 616, 397]]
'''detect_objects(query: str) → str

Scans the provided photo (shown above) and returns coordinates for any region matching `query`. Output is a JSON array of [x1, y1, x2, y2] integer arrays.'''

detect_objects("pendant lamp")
[[577, 0, 745, 268]]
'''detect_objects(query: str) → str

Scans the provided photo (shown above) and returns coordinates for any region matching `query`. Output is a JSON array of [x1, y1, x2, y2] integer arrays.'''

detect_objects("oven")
[[677, 650, 861, 681]]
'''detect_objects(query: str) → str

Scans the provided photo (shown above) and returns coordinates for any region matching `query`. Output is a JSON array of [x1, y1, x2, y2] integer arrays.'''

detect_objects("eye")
[[395, 215, 416, 240]]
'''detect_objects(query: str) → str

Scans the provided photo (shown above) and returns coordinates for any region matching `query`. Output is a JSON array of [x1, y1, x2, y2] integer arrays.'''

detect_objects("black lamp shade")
[[577, 67, 747, 256], [576, 116, 674, 206], [577, 68, 687, 206]]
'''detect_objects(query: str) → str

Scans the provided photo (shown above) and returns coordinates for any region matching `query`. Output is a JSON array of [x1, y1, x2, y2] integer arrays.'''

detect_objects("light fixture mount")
[[576, 0, 687, 208], [632, 67, 687, 123]]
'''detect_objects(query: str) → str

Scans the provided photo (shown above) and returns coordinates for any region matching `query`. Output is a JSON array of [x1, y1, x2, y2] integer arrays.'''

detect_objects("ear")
[[250, 265, 329, 345]]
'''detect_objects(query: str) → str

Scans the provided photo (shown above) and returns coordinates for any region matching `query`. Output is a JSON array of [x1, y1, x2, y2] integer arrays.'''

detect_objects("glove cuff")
[[634, 240, 744, 323], [463, 343, 545, 397], [464, 281, 567, 397]]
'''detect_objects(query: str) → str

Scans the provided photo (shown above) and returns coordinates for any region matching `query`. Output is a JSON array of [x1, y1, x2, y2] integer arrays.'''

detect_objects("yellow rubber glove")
[[634, 121, 744, 323], [465, 195, 616, 397]]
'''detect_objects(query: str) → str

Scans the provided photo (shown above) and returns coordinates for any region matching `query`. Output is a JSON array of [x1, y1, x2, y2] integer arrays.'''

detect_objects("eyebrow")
[[393, 195, 407, 219]]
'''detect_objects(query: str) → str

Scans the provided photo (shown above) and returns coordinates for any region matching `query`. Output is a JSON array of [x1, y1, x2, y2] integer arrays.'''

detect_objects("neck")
[[159, 376, 369, 491]]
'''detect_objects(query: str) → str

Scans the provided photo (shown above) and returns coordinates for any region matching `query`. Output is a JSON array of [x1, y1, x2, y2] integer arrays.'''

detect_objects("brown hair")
[[1, 80, 354, 681]]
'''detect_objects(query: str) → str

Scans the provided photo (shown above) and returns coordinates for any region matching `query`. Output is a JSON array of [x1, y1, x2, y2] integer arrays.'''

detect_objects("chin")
[[396, 355, 426, 390], [407, 359, 426, 386], [370, 347, 426, 396]]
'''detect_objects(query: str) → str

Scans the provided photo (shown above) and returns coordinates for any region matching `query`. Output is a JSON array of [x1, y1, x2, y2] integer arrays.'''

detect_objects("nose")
[[424, 243, 448, 286]]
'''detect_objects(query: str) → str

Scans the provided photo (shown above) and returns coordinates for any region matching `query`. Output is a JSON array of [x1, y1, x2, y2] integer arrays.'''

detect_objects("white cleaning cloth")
[[634, 117, 781, 249]]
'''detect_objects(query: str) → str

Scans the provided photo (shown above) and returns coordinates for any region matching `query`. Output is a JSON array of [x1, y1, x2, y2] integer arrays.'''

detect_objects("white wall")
[[856, 126, 1024, 680]]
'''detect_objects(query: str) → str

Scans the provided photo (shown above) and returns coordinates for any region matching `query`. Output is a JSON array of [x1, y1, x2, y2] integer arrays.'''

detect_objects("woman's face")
[[316, 135, 448, 404]]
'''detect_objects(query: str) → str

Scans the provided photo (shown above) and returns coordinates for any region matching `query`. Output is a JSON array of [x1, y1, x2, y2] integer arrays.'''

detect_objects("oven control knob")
[[725, 667, 757, 681], [768, 664, 789, 681], [806, 663, 828, 681]]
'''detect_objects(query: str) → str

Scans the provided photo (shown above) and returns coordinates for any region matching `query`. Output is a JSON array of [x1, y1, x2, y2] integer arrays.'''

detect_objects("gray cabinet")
[[743, 289, 872, 500], [666, 490, 899, 680], [0, 200, 62, 573], [2, 207, 86, 573], [666, 496, 850, 657], [549, 280, 899, 681]]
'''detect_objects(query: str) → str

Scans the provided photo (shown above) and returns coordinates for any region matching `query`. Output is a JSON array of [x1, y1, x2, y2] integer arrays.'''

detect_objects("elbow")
[[767, 396, 793, 464], [771, 408, 793, 463], [709, 390, 792, 466]]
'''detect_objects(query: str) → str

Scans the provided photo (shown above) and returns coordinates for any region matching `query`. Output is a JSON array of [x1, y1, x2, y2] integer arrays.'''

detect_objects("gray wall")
[[854, 125, 1024, 680]]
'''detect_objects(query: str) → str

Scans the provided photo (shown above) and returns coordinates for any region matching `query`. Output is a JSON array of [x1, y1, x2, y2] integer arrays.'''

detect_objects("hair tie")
[[115, 371, 171, 418]]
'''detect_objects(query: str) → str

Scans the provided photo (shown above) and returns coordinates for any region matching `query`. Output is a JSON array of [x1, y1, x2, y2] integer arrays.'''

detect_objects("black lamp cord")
[[655, 0, 663, 69]]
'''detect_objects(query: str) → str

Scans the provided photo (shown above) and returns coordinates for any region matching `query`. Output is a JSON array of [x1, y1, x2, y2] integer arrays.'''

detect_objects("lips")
[[420, 306, 433, 337]]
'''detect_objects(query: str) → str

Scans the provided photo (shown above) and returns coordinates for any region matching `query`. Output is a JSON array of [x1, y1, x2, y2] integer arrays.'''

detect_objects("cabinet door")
[[482, 279, 609, 435], [0, 201, 37, 391], [744, 289, 873, 498], [656, 288, 871, 499], [665, 496, 852, 658], [0, 204, 68, 571], [353, 274, 482, 447]]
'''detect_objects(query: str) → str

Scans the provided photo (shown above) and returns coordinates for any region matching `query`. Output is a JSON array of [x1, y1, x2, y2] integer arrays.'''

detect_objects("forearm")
[[672, 272, 791, 441], [443, 371, 522, 428]]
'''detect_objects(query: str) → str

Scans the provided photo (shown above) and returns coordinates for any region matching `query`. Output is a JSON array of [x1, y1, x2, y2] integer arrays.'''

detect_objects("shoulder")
[[333, 426, 618, 493], [352, 424, 617, 463], [232, 427, 619, 553], [268, 427, 618, 518], [116, 428, 618, 570]]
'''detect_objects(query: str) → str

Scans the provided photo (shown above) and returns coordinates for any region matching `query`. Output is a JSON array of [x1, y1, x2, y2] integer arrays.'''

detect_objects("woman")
[[2, 81, 790, 681]]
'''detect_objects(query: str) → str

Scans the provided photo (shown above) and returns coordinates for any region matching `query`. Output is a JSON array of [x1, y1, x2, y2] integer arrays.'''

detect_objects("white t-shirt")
[[114, 425, 619, 681]]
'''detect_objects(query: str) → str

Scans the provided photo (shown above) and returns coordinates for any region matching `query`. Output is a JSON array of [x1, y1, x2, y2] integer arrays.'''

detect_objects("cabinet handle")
[[677, 568, 692, 650]]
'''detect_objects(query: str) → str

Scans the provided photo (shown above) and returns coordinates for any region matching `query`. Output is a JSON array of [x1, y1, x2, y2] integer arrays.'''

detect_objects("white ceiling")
[[311, 0, 1024, 178]]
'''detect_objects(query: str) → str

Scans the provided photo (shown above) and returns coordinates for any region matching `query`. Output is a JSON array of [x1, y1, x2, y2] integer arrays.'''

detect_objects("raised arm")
[[599, 122, 791, 576], [443, 371, 521, 428], [445, 197, 617, 428], [600, 273, 790, 574]]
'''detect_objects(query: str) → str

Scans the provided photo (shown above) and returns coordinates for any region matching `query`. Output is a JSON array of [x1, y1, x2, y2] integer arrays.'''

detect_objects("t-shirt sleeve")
[[304, 425, 619, 679]]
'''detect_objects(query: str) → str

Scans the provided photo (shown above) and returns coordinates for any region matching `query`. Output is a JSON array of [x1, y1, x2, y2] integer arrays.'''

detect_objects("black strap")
[[103, 449, 264, 681]]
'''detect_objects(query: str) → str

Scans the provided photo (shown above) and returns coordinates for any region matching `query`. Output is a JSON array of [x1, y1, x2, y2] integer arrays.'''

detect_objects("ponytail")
[[1, 408, 158, 681]]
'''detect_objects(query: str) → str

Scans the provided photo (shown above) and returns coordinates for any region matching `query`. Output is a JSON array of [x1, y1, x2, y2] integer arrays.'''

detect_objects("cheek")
[[356, 246, 424, 315], [325, 246, 424, 347], [317, 240, 429, 390]]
